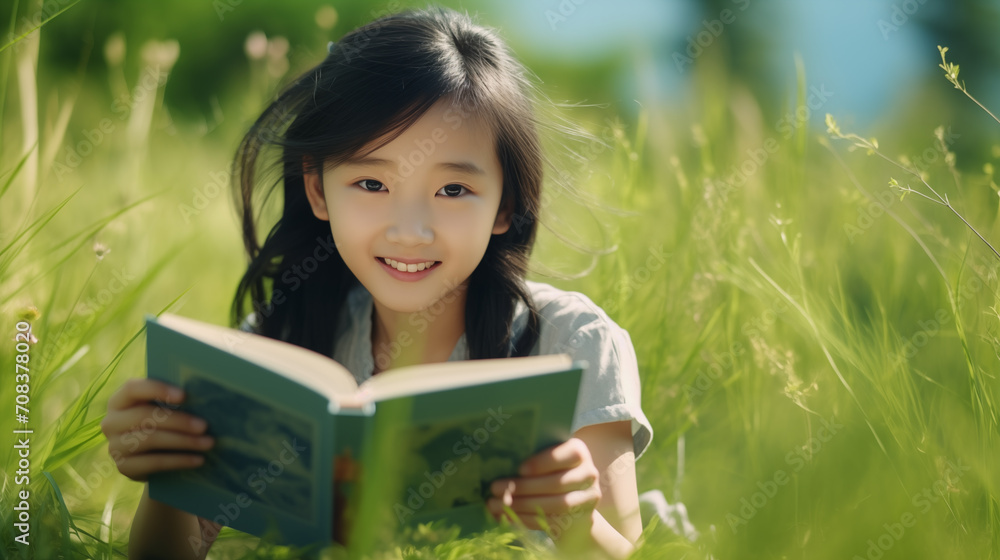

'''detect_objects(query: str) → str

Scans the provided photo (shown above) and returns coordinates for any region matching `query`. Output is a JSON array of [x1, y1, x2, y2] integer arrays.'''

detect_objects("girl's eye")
[[355, 180, 469, 198], [356, 179, 386, 192], [438, 184, 469, 198]]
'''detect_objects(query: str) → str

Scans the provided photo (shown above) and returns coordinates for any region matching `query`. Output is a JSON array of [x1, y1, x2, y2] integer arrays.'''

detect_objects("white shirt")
[[329, 279, 653, 460]]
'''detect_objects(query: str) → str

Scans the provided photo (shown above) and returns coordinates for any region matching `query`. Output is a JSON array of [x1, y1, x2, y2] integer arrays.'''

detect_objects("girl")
[[102, 5, 653, 559]]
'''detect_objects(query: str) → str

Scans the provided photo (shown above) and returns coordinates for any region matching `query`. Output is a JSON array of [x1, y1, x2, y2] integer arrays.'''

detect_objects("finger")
[[103, 404, 208, 438], [491, 466, 597, 497], [519, 438, 589, 476], [116, 453, 206, 481], [488, 487, 600, 518], [108, 378, 184, 411], [110, 429, 215, 457]]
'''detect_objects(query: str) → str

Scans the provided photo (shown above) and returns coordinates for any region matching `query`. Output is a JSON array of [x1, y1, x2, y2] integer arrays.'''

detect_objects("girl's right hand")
[[101, 378, 215, 482]]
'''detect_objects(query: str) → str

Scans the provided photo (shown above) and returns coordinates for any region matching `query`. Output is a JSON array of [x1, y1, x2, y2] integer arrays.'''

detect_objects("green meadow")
[[1, 2, 998, 559]]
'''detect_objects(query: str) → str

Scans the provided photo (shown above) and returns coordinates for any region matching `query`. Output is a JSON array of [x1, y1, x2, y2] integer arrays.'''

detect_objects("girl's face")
[[303, 99, 511, 313]]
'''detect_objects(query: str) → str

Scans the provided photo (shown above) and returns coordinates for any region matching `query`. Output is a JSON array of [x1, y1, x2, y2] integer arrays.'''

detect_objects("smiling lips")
[[377, 257, 440, 272]]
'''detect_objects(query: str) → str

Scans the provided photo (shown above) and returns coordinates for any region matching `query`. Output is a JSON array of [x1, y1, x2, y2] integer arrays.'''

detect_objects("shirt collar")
[[344, 283, 470, 384]]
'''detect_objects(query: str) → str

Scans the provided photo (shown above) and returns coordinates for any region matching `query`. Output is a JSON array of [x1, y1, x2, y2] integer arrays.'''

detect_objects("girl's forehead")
[[361, 104, 496, 153], [424, 99, 491, 130], [330, 105, 500, 173]]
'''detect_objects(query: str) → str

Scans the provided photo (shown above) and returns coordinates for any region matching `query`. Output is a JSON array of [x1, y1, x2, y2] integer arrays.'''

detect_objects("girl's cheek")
[[327, 212, 372, 256], [331, 197, 382, 229], [441, 207, 490, 234]]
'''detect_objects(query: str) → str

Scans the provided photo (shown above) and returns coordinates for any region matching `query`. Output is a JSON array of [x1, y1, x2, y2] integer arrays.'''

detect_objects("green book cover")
[[143, 312, 585, 550]]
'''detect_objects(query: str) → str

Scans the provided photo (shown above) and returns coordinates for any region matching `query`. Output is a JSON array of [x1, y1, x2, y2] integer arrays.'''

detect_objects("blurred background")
[[2, 0, 1000, 558]]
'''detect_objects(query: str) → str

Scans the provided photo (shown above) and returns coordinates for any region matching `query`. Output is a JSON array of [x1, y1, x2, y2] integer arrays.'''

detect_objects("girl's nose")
[[386, 200, 434, 246]]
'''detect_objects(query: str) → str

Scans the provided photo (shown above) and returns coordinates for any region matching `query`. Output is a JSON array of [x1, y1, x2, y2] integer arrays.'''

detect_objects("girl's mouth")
[[376, 257, 441, 273]]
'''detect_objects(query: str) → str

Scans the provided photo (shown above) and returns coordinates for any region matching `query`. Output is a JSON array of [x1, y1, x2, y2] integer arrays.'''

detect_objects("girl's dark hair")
[[229, 5, 567, 361]]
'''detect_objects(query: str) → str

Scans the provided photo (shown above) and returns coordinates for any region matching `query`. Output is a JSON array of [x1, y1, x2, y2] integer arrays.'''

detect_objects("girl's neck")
[[369, 285, 468, 375]]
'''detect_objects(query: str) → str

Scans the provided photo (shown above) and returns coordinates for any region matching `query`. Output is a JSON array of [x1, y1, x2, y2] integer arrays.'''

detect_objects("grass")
[[1, 7, 999, 560]]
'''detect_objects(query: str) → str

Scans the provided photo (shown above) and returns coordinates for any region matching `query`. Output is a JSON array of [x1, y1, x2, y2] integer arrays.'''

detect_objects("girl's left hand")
[[486, 437, 602, 534]]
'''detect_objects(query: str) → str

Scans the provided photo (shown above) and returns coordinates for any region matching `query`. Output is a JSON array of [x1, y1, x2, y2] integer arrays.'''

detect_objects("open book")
[[143, 312, 585, 550]]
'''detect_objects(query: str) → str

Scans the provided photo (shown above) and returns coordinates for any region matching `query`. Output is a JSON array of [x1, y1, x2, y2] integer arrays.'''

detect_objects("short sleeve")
[[237, 312, 260, 334], [561, 318, 653, 461]]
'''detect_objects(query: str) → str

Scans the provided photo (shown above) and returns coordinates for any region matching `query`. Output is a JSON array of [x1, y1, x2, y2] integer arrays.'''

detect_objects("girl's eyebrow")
[[345, 155, 486, 175]]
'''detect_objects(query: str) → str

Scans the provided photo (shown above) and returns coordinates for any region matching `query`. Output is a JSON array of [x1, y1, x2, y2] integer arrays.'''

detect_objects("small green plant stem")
[[939, 45, 1000, 127], [828, 129, 1000, 264]]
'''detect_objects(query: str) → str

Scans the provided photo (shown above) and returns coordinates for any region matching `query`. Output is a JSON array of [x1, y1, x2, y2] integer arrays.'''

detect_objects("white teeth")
[[380, 258, 437, 272]]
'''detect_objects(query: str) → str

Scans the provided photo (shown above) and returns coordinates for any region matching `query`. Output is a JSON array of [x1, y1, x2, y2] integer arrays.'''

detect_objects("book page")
[[157, 313, 359, 401], [360, 353, 573, 402], [347, 361, 583, 538], [171, 363, 317, 520]]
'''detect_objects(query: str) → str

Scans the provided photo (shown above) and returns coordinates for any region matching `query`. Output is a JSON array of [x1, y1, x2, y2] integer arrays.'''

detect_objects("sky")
[[483, 0, 1000, 129]]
